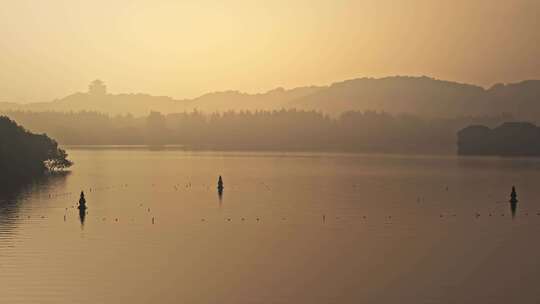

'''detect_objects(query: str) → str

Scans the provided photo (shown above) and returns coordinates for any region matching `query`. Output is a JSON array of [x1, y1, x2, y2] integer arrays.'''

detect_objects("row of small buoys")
[[13, 215, 45, 219], [36, 186, 529, 225], [46, 192, 73, 201], [14, 210, 540, 224], [214, 217, 261, 222], [44, 184, 131, 200], [436, 212, 540, 218]]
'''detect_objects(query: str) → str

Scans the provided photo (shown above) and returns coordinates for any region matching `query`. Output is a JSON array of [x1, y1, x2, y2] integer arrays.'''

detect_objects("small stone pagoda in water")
[[217, 176, 224, 192], [509, 186, 518, 204], [78, 191, 87, 209]]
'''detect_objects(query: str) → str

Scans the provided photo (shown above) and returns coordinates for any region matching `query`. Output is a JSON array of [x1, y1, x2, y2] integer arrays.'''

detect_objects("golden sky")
[[0, 0, 538, 102]]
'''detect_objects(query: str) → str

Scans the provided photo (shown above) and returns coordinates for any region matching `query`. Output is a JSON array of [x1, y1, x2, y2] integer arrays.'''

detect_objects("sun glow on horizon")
[[0, 0, 538, 102]]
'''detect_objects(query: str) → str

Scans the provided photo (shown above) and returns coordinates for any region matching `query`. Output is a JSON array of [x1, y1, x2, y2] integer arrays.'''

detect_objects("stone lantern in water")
[[509, 186, 518, 204], [78, 191, 87, 209], [509, 186, 518, 218]]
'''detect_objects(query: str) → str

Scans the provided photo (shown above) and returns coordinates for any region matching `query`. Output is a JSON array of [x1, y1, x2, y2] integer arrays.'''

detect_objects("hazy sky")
[[0, 0, 538, 102]]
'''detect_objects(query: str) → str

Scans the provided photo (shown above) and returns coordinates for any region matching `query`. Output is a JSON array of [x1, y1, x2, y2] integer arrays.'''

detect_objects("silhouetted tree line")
[[458, 122, 540, 156], [1, 110, 513, 154], [0, 116, 72, 184]]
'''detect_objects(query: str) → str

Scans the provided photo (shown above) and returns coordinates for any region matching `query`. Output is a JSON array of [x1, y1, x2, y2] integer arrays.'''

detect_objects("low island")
[[458, 122, 540, 156], [0, 116, 72, 184]]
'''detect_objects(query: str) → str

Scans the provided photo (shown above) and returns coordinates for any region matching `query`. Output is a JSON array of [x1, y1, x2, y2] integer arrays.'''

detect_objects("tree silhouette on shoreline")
[[0, 116, 72, 183]]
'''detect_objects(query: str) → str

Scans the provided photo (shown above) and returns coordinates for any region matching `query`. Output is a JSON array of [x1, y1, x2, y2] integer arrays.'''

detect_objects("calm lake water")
[[1, 148, 540, 303]]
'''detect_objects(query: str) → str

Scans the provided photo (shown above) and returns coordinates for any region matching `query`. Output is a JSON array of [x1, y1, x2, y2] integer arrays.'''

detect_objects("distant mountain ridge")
[[290, 76, 486, 116], [1, 76, 539, 119]]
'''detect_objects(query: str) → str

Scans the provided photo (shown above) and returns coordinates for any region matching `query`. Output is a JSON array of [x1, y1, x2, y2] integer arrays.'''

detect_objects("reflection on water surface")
[[1, 149, 539, 303]]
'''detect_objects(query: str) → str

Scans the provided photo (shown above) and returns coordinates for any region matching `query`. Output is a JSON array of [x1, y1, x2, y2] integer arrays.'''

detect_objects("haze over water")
[[1, 0, 539, 102], [1, 147, 540, 303], [1, 0, 540, 302]]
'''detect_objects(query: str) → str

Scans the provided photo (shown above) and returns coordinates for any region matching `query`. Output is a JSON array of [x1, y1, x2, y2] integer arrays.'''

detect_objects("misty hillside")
[[485, 80, 540, 120], [186, 85, 323, 112], [17, 92, 191, 116], [290, 76, 486, 116], [0, 82, 323, 116], [1, 76, 539, 119]]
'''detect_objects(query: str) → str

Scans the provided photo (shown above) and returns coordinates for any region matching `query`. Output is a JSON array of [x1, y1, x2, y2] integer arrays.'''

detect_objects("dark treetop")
[[458, 122, 540, 156], [0, 116, 72, 183]]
